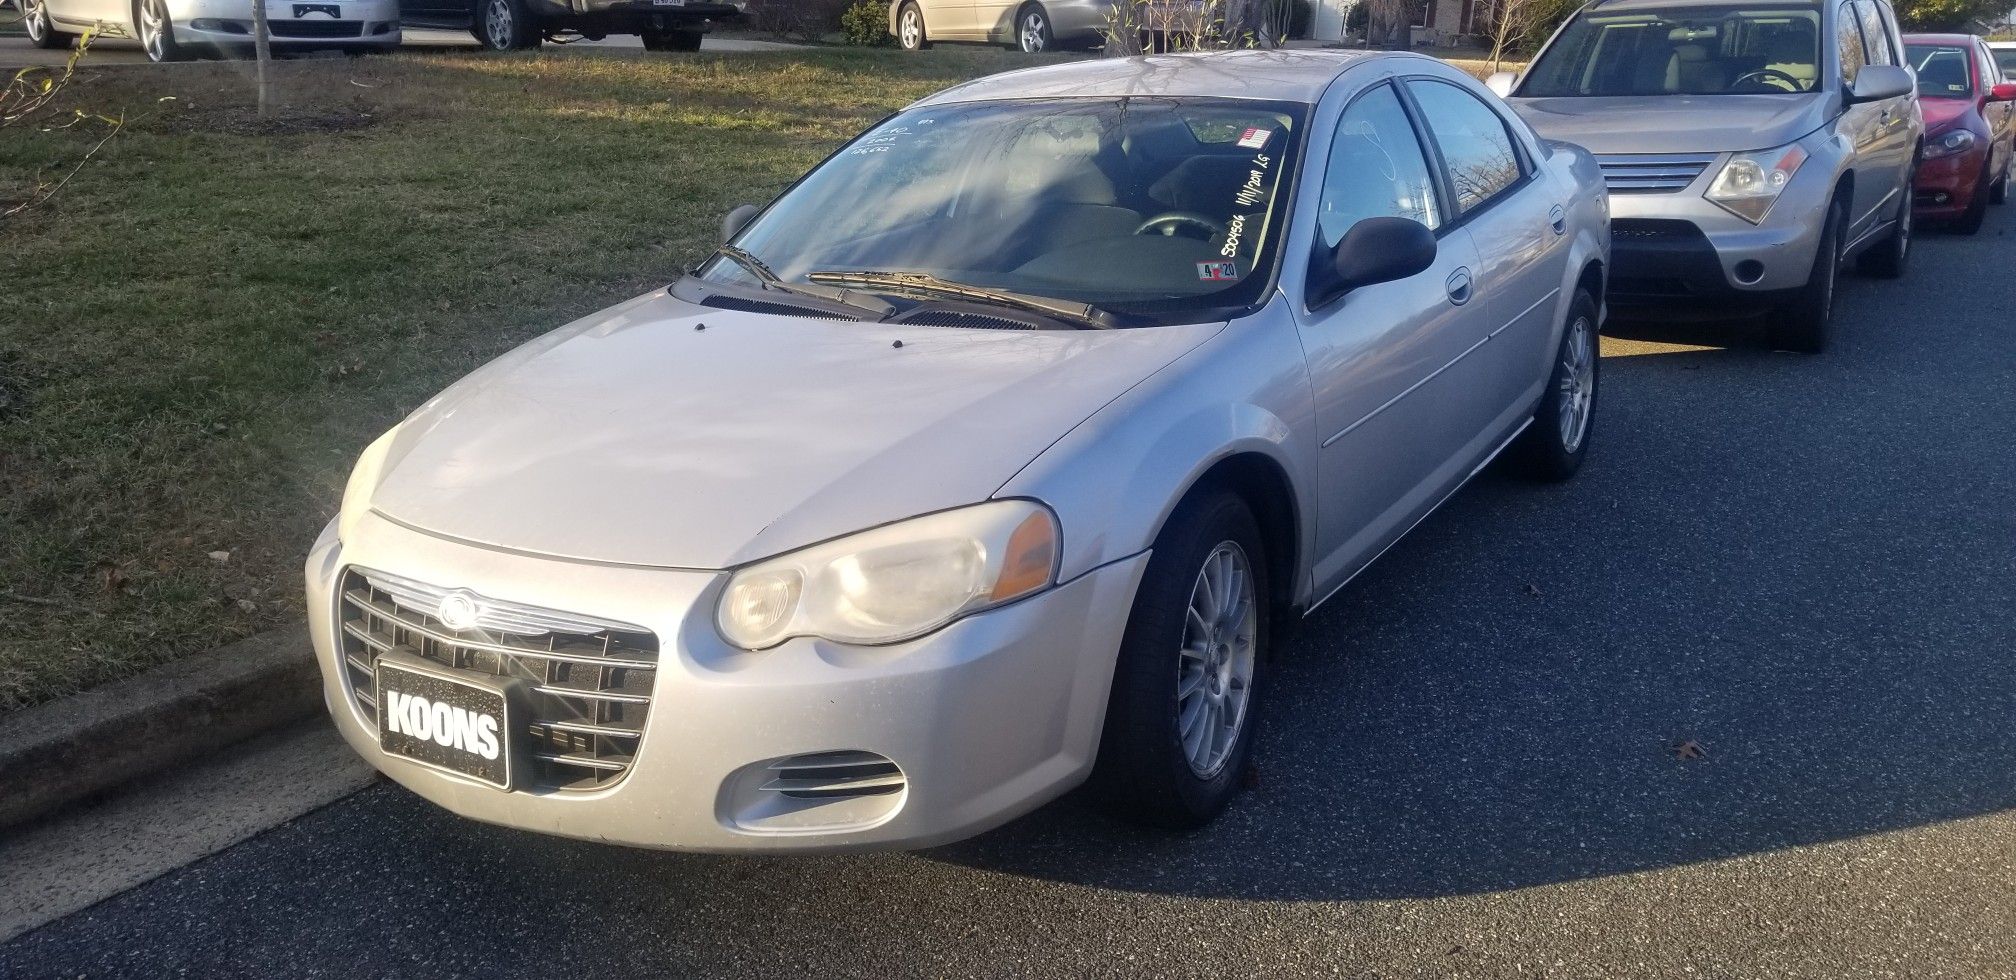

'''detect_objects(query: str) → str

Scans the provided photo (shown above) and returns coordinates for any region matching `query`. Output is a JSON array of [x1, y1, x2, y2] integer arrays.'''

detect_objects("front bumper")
[[170, 0, 400, 44], [307, 510, 1148, 853], [1913, 148, 1987, 220], [1606, 191, 1828, 313]]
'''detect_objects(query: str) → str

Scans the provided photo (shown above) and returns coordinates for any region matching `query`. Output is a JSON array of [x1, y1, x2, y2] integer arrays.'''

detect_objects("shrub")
[[744, 0, 851, 42], [840, 0, 893, 45]]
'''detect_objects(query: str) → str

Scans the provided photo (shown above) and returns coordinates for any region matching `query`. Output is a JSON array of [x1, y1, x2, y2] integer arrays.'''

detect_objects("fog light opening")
[[1733, 260, 1765, 285]]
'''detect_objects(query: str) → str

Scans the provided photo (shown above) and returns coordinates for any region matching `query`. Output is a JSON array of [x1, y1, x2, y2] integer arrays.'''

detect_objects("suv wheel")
[[1511, 290, 1600, 481], [1857, 162, 1912, 279], [1773, 198, 1842, 354], [641, 27, 702, 50], [1092, 488, 1269, 829], [474, 0, 543, 50], [896, 1, 930, 50]]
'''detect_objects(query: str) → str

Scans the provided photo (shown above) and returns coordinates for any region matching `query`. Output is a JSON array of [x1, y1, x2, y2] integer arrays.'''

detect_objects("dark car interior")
[[1524, 10, 1824, 96]]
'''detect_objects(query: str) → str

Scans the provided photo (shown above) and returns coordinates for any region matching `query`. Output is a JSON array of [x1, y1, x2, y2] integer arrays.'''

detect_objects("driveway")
[[2, 209, 2013, 978]]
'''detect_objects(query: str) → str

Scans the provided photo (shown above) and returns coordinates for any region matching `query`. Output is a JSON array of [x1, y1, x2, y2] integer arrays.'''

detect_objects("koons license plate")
[[375, 657, 515, 790]]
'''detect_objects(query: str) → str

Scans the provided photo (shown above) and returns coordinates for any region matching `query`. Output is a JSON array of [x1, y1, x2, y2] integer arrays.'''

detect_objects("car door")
[[1293, 81, 1494, 594], [1831, 1, 1887, 234], [970, 0, 1014, 40], [1402, 76, 1569, 420]]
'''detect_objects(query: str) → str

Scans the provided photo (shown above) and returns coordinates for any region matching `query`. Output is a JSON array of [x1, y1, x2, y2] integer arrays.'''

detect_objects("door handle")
[[1548, 204, 1567, 235], [1445, 268, 1473, 306]]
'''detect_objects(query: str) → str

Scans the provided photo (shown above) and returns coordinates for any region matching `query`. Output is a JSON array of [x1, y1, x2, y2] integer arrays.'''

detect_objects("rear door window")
[[1404, 80, 1524, 216]]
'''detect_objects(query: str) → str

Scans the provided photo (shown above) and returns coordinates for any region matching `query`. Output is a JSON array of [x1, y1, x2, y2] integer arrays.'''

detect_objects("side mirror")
[[721, 203, 760, 243], [1991, 82, 2016, 103], [1485, 71, 1518, 98], [1847, 64, 1913, 104], [1314, 216, 1438, 306]]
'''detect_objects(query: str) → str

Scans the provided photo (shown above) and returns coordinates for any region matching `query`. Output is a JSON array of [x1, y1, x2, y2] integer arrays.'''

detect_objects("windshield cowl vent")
[[698, 294, 859, 321], [896, 309, 1039, 331]]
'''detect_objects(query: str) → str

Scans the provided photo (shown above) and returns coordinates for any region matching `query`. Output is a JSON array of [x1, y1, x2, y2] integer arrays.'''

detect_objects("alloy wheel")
[[899, 7, 920, 48], [139, 0, 167, 62], [485, 0, 513, 47], [23, 0, 47, 42], [1557, 314, 1595, 453], [1018, 11, 1046, 52], [1176, 541, 1256, 778]]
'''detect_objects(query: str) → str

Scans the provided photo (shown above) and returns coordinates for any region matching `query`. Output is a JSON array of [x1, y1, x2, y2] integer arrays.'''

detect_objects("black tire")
[[1952, 158, 1990, 234], [136, 0, 187, 62], [896, 1, 930, 50], [1510, 290, 1600, 482], [641, 27, 703, 51], [1772, 198, 1842, 354], [473, 0, 543, 51], [1856, 162, 1912, 279], [1013, 3, 1052, 52], [22, 0, 72, 49], [1991, 155, 2009, 206], [1091, 488, 1270, 830]]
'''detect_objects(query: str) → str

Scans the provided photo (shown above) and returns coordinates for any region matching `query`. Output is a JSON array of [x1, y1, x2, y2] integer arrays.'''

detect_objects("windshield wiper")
[[806, 270, 1114, 329], [704, 247, 893, 317]]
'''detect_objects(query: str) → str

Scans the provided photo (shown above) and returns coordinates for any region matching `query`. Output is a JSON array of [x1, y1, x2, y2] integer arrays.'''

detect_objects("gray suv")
[[1489, 0, 1922, 351]]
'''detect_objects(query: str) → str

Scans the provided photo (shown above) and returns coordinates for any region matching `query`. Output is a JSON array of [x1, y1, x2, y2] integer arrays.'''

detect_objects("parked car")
[[404, 0, 742, 51], [1990, 40, 2016, 81], [890, 0, 1108, 52], [20, 0, 399, 61], [1901, 33, 2016, 233], [1489, 0, 1922, 353], [308, 50, 1609, 852]]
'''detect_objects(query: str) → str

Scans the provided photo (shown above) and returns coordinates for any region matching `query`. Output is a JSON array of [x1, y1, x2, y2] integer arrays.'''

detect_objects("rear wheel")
[[1511, 290, 1599, 482], [1092, 488, 1269, 829], [474, 0, 543, 51], [641, 27, 702, 50], [896, 1, 929, 50], [1856, 162, 1912, 279], [22, 0, 73, 49], [1014, 3, 1051, 52], [1772, 198, 1842, 354]]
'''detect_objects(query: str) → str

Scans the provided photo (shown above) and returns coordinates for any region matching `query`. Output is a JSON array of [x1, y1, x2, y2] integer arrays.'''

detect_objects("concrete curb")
[[0, 626, 322, 831]]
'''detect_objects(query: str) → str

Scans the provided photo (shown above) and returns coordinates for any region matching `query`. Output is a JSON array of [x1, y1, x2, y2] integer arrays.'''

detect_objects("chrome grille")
[[1595, 153, 1719, 194], [337, 568, 658, 791]]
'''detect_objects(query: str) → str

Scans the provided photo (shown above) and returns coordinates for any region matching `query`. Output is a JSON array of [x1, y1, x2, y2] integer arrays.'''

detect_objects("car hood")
[[1508, 94, 1832, 153], [1918, 96, 1978, 133], [364, 290, 1222, 569]]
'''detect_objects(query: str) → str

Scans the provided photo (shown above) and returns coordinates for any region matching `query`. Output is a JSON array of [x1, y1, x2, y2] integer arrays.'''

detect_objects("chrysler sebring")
[[308, 50, 1610, 852]]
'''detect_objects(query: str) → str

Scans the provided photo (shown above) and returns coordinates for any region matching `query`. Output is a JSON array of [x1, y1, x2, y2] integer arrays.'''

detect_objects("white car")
[[309, 50, 1610, 852], [21, 0, 399, 62]]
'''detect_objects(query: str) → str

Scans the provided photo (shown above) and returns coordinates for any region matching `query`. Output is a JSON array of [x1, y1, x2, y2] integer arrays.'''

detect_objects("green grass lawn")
[[0, 45, 1046, 710]]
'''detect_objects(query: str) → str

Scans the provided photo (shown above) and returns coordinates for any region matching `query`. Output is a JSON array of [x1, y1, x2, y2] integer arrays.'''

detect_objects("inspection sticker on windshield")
[[1236, 127, 1271, 149], [1197, 260, 1240, 282]]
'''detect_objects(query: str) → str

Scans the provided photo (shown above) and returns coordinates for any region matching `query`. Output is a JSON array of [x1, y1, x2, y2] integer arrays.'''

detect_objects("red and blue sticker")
[[1196, 260, 1240, 282]]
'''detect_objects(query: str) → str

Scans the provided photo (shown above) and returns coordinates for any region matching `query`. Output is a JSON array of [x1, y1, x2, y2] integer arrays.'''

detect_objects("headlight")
[[1923, 129, 1977, 160], [717, 500, 1059, 649], [1704, 143, 1808, 224]]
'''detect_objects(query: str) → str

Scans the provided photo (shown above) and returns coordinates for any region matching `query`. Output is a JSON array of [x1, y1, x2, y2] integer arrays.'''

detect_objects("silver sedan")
[[21, 0, 398, 62], [308, 50, 1609, 852]]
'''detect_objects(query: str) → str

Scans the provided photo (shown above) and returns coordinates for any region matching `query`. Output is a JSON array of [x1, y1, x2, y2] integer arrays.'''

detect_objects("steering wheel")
[[1731, 68, 1803, 93], [1134, 211, 1227, 240]]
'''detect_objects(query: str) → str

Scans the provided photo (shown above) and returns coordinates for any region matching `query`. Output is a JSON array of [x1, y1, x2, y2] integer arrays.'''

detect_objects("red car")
[[1903, 34, 2016, 234]]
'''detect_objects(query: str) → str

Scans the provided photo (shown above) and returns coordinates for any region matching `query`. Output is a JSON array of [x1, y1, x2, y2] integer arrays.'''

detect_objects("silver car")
[[1490, 0, 1921, 352], [308, 50, 1609, 852], [20, 0, 399, 61], [889, 0, 1109, 52]]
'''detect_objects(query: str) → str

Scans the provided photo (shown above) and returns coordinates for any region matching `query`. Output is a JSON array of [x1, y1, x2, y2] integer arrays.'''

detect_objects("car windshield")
[[1905, 44, 1973, 97], [696, 97, 1306, 324], [1519, 5, 1825, 97]]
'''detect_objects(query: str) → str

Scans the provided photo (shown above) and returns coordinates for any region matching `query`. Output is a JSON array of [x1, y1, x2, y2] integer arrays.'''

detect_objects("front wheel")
[[896, 1, 929, 50], [640, 27, 702, 51], [1014, 3, 1051, 52], [1952, 158, 1991, 234], [23, 0, 73, 49], [136, 0, 187, 62], [1991, 153, 2010, 206], [1772, 199, 1842, 354], [473, 0, 543, 51], [1510, 290, 1599, 482], [1092, 488, 1269, 829]]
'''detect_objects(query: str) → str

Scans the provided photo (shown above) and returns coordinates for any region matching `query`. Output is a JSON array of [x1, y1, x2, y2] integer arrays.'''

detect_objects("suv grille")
[[1595, 153, 1719, 194], [337, 569, 658, 791]]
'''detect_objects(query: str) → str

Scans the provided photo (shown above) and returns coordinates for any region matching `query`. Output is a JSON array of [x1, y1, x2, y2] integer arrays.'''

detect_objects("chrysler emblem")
[[437, 591, 482, 631]]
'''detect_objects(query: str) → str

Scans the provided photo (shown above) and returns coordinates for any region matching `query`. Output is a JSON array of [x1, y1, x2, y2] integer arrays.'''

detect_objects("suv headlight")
[[1704, 143, 1808, 224], [1923, 129, 1977, 160], [716, 500, 1059, 649]]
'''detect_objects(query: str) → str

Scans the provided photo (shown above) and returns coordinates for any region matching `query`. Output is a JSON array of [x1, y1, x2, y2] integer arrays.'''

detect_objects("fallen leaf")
[[236, 598, 259, 614], [208, 550, 231, 563], [1524, 582, 1543, 598], [1673, 739, 1707, 761]]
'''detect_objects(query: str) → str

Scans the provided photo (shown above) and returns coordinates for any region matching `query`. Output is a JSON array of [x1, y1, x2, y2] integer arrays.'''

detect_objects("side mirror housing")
[[721, 203, 760, 243], [1312, 216, 1438, 307], [1846, 64, 1912, 104], [1485, 71, 1518, 98], [1990, 82, 2016, 103]]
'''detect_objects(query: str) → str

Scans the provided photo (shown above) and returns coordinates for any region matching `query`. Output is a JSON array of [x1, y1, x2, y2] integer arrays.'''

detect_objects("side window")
[[1405, 79, 1524, 215], [1835, 2, 1867, 83], [1316, 84, 1443, 250], [1854, 1, 1894, 66]]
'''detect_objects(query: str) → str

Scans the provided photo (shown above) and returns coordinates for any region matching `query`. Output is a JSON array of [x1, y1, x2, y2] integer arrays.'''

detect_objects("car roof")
[[911, 49, 1412, 108], [1582, 0, 1821, 12], [1902, 33, 1979, 44]]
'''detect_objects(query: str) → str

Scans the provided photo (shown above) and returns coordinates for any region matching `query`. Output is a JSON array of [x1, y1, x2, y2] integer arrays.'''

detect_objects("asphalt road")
[[3, 208, 2015, 978], [0, 28, 801, 66]]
